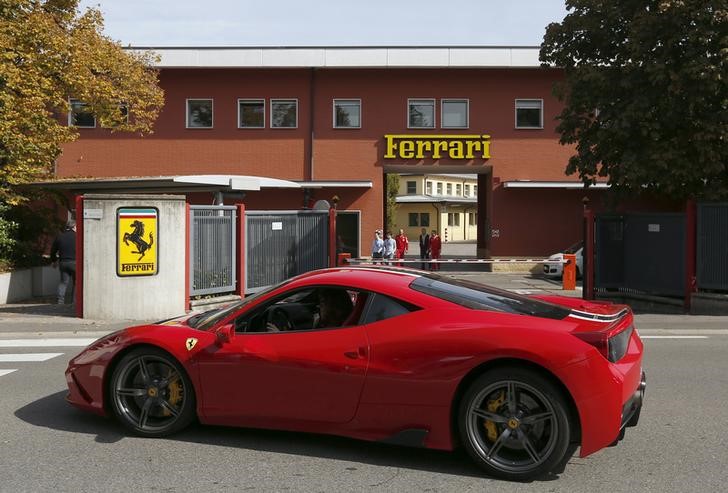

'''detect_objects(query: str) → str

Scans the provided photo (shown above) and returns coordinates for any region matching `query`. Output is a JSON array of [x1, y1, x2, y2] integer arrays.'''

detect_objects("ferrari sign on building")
[[117, 208, 158, 276]]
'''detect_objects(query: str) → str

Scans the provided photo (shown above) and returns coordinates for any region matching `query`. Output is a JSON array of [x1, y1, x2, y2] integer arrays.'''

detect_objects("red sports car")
[[66, 266, 645, 481]]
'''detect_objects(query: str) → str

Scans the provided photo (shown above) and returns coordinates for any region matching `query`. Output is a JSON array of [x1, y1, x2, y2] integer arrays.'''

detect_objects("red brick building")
[[54, 46, 612, 257]]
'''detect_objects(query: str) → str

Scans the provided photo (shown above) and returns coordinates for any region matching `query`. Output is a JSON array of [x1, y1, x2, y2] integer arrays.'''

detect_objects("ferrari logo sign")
[[185, 338, 198, 351], [117, 208, 158, 277]]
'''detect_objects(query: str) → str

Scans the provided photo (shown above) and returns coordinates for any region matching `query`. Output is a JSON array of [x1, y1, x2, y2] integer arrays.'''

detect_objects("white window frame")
[[271, 98, 299, 129], [407, 98, 436, 129], [425, 181, 433, 195], [441, 98, 469, 129], [237, 98, 266, 129], [446, 183, 452, 196], [436, 182, 443, 195], [456, 184, 462, 196], [515, 98, 544, 129], [406, 181, 417, 195], [68, 98, 96, 128], [447, 212, 460, 227], [186, 98, 214, 129], [332, 98, 361, 129]]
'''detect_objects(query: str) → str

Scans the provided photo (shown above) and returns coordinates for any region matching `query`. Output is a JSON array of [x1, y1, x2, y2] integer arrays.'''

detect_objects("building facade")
[[54, 46, 619, 258]]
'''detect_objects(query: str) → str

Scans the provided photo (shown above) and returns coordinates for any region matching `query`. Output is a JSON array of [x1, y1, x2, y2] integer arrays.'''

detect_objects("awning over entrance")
[[30, 175, 373, 193], [502, 180, 609, 189]]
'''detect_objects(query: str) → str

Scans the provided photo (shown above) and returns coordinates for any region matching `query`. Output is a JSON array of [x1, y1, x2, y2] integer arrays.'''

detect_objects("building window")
[[426, 181, 432, 195], [406, 181, 416, 195], [469, 212, 477, 226], [408, 213, 419, 226], [68, 99, 96, 128], [448, 213, 460, 227], [238, 99, 265, 128], [186, 99, 213, 128], [515, 99, 543, 129], [441, 99, 468, 128], [446, 183, 452, 195], [456, 184, 462, 196], [474, 185, 478, 195], [464, 184, 470, 197], [420, 213, 430, 227], [408, 99, 435, 128], [271, 99, 298, 128], [333, 99, 361, 128], [436, 182, 443, 195]]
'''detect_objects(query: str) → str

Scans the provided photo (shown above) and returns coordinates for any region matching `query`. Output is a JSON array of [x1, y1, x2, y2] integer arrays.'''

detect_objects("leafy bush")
[[0, 200, 62, 272]]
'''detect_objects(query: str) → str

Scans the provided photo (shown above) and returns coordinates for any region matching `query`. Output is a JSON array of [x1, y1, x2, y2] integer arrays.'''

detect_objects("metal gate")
[[697, 203, 728, 291], [189, 206, 237, 296], [246, 210, 329, 293], [595, 213, 685, 296]]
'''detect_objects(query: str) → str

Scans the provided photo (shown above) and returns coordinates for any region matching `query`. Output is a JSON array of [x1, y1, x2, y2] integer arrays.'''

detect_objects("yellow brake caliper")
[[484, 391, 506, 442], [163, 377, 183, 416]]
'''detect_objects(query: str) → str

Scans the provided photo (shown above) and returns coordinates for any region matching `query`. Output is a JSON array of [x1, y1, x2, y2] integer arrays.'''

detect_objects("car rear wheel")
[[458, 367, 573, 481], [109, 347, 196, 437]]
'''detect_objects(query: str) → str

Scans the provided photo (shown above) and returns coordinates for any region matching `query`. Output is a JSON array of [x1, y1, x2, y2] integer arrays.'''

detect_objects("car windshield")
[[187, 283, 285, 330], [564, 241, 583, 254], [410, 274, 570, 320]]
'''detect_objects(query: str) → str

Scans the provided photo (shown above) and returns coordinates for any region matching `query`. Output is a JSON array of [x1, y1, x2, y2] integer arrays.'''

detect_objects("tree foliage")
[[385, 173, 400, 232], [540, 1, 727, 200], [0, 0, 164, 203]]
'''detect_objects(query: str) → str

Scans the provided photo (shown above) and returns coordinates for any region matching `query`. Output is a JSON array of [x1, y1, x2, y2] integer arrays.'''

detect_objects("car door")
[[195, 290, 370, 424]]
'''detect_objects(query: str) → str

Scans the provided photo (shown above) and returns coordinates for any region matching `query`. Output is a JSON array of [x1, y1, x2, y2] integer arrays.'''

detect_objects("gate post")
[[75, 195, 84, 318], [583, 208, 595, 300], [185, 203, 190, 311], [328, 207, 337, 268], [684, 199, 696, 311], [236, 203, 246, 298]]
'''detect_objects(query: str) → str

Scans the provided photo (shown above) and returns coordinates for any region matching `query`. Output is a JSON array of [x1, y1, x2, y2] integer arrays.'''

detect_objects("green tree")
[[540, 1, 727, 200], [385, 173, 399, 232], [0, 0, 164, 204]]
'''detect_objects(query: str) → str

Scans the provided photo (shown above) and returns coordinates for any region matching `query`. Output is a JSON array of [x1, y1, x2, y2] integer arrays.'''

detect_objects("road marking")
[[0, 353, 64, 362], [0, 338, 96, 348], [0, 369, 17, 377], [641, 335, 710, 339]]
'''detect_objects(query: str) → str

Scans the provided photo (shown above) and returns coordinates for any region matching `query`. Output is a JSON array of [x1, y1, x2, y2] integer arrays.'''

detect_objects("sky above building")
[[78, 0, 568, 47]]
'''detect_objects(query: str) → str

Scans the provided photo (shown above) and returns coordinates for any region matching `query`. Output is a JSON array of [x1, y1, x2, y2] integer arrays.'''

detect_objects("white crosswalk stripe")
[[0, 336, 95, 379], [0, 353, 64, 362]]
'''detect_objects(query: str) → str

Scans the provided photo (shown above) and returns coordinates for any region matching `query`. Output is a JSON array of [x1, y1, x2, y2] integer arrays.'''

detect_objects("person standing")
[[418, 227, 430, 270], [383, 231, 397, 263], [371, 230, 384, 264], [394, 228, 409, 266], [430, 229, 442, 271], [51, 219, 77, 304]]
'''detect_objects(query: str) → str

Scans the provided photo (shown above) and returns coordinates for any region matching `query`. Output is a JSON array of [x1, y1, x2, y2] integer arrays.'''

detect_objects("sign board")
[[271, 222, 283, 231], [117, 207, 158, 276], [384, 134, 491, 160], [648, 224, 660, 233]]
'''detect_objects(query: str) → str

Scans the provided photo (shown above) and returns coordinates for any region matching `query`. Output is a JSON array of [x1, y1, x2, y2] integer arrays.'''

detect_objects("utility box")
[[82, 194, 186, 320]]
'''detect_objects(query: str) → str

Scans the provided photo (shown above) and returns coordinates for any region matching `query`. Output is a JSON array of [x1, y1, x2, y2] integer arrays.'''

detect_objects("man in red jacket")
[[429, 229, 442, 271], [395, 228, 409, 266]]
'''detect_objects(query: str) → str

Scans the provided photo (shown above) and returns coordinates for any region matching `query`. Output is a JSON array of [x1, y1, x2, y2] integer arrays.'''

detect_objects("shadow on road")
[[15, 390, 561, 482], [0, 302, 76, 317]]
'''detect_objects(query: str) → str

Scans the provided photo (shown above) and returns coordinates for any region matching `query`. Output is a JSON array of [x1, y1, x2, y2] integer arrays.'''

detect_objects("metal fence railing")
[[697, 203, 728, 291], [189, 206, 237, 296]]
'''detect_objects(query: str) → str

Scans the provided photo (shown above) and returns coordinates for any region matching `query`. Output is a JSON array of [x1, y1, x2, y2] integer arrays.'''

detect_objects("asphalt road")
[[1, 321, 727, 492]]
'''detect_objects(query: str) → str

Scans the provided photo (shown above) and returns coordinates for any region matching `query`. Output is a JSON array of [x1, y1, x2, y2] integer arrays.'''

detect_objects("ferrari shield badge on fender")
[[185, 338, 198, 351]]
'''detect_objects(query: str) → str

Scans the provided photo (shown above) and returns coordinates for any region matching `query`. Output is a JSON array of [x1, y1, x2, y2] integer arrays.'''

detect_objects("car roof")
[[291, 266, 425, 291]]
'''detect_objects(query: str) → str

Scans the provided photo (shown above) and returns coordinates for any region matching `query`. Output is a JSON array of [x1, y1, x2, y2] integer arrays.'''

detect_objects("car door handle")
[[344, 347, 368, 359]]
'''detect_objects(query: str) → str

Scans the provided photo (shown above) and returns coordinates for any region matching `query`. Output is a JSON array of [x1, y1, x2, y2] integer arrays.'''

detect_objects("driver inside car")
[[313, 288, 353, 329]]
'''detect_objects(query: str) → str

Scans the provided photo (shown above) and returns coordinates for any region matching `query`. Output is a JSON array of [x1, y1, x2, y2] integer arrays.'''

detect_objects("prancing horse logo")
[[123, 220, 154, 261], [186, 338, 198, 351]]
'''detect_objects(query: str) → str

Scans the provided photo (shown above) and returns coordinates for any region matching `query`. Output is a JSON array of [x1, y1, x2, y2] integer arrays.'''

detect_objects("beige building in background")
[[395, 174, 478, 242]]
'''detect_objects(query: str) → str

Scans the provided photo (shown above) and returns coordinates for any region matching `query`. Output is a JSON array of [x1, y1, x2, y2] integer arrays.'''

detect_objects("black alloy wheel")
[[109, 347, 196, 437], [458, 367, 573, 481]]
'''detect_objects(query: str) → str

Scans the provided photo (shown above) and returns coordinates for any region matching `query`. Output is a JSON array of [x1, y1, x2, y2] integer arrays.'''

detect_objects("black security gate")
[[245, 211, 329, 293], [189, 206, 237, 296], [595, 213, 685, 297], [697, 203, 728, 291]]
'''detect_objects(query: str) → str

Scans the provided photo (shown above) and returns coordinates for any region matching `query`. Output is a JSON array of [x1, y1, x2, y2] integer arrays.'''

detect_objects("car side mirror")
[[216, 324, 235, 345]]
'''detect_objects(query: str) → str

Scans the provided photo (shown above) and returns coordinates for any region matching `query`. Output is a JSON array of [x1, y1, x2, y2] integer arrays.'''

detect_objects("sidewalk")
[[0, 302, 132, 336]]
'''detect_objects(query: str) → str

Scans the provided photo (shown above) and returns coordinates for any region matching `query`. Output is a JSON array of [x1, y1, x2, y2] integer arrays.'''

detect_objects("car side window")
[[360, 293, 418, 325]]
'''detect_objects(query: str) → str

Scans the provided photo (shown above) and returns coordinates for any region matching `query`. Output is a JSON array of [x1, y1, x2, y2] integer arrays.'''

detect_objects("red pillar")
[[236, 203, 246, 298], [329, 207, 337, 268], [583, 208, 595, 300], [184, 203, 191, 311], [684, 199, 696, 311], [74, 195, 84, 318]]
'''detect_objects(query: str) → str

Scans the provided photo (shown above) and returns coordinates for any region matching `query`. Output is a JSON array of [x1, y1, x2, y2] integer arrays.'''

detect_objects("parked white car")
[[543, 241, 583, 278]]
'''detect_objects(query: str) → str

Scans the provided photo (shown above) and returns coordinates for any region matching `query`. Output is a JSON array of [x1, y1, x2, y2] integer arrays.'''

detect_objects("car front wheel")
[[109, 347, 196, 437], [458, 367, 573, 481]]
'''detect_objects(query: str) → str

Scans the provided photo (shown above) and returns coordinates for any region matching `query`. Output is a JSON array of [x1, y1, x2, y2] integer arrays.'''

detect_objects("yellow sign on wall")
[[117, 208, 158, 276], [384, 134, 491, 160]]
